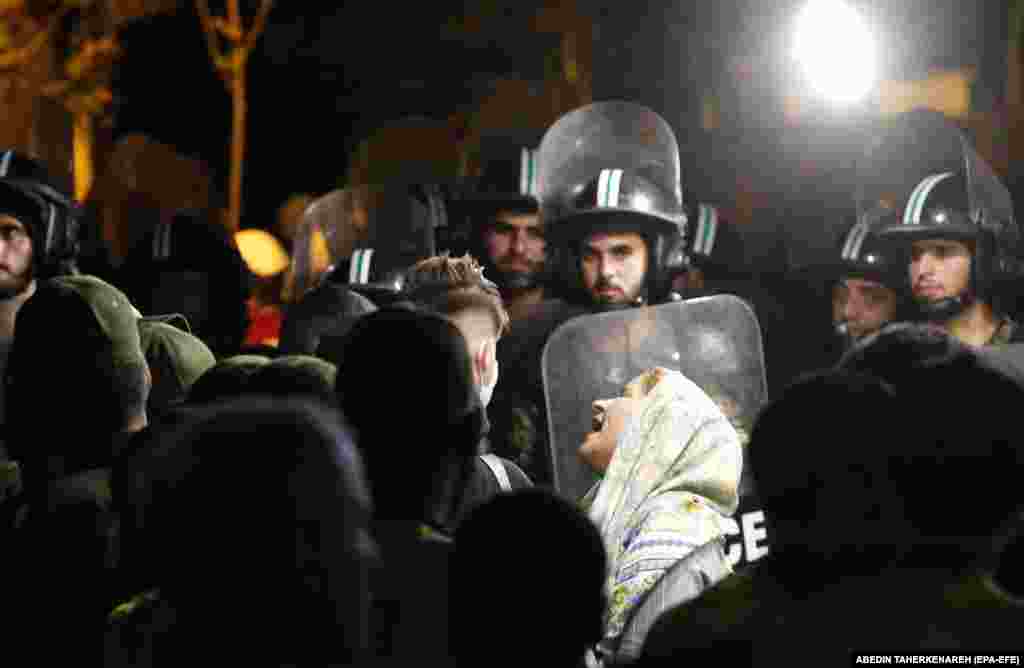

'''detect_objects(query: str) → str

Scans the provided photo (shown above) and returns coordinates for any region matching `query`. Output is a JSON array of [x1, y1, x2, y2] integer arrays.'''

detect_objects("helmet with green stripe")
[[876, 171, 976, 242], [835, 208, 907, 290], [536, 101, 688, 307], [454, 129, 547, 291], [859, 109, 1020, 319], [288, 185, 447, 306], [875, 169, 1020, 317], [459, 130, 543, 215], [686, 203, 752, 278]]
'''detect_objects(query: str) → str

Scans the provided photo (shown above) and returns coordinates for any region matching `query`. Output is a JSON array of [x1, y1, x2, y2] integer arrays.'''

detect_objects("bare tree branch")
[[194, 0, 230, 86], [241, 0, 273, 54], [0, 5, 71, 71]]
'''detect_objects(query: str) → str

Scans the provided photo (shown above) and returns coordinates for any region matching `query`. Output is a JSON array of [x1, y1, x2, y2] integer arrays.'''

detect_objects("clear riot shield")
[[286, 185, 444, 301], [542, 294, 767, 504], [288, 188, 368, 301]]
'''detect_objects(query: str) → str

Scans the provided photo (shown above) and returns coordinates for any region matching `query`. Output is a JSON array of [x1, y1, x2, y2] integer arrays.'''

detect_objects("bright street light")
[[792, 0, 877, 105]]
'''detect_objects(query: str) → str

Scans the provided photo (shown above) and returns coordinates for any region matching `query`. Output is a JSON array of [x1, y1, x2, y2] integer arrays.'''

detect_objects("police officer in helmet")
[[538, 101, 688, 312], [0, 150, 79, 285], [0, 150, 79, 471], [487, 102, 688, 487], [875, 170, 1023, 346], [856, 109, 1024, 347], [829, 211, 909, 352], [458, 132, 548, 322]]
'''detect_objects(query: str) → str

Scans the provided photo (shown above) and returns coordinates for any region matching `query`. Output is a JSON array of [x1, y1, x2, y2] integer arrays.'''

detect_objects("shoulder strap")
[[479, 454, 511, 491]]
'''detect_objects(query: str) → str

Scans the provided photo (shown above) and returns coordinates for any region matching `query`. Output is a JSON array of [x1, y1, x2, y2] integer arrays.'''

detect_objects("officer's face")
[[832, 277, 898, 340], [0, 215, 33, 299], [909, 239, 972, 304], [483, 212, 545, 288], [580, 232, 648, 306]]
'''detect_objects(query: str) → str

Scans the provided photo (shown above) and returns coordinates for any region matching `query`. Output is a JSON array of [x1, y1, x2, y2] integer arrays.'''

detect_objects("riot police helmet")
[[0, 149, 79, 279], [537, 101, 688, 307]]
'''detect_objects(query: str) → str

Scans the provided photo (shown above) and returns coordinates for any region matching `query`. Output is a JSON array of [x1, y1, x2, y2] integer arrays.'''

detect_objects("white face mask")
[[477, 340, 499, 408]]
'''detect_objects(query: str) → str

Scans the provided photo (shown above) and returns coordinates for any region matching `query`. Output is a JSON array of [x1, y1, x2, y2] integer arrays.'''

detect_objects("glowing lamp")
[[792, 0, 877, 105], [235, 229, 290, 278]]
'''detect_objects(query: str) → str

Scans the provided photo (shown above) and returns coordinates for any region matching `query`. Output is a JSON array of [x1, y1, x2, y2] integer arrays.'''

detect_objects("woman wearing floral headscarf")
[[580, 367, 743, 664]]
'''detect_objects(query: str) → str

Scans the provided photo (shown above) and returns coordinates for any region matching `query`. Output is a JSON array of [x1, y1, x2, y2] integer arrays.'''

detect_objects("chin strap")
[[915, 293, 971, 322], [833, 321, 862, 353], [593, 294, 646, 313]]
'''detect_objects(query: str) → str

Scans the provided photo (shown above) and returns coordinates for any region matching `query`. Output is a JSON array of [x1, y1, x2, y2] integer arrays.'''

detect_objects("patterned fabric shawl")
[[583, 368, 743, 653]]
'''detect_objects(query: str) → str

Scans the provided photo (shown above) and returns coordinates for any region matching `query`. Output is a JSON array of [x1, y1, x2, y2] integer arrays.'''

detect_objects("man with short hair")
[[403, 253, 508, 405], [403, 253, 531, 520]]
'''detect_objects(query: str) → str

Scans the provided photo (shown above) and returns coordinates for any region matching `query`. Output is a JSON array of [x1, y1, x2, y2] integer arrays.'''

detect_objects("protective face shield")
[[287, 185, 448, 307], [537, 101, 688, 308], [858, 110, 1019, 322], [288, 188, 370, 301], [542, 294, 767, 502]]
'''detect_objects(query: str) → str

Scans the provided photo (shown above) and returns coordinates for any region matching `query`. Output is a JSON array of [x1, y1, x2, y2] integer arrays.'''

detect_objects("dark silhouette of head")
[[145, 397, 375, 666], [452, 488, 607, 665], [838, 323, 1024, 567], [336, 306, 482, 526], [749, 369, 911, 581]]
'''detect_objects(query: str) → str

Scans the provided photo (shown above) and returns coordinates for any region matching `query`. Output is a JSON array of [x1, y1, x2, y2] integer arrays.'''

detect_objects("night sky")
[[110, 1, 1014, 263], [111, 3, 553, 230]]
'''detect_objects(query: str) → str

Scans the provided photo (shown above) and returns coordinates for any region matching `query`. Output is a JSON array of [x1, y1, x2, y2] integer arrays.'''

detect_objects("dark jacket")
[[490, 299, 590, 487], [449, 455, 532, 531]]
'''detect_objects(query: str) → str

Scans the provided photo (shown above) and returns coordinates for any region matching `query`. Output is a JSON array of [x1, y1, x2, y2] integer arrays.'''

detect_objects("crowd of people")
[[0, 103, 1023, 666]]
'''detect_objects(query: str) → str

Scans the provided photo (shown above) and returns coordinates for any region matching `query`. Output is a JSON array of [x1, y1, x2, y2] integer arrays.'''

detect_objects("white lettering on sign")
[[723, 510, 770, 567], [742, 510, 770, 562]]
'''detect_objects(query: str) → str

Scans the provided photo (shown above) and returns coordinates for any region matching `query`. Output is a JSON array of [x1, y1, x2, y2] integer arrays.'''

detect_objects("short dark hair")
[[403, 253, 510, 336]]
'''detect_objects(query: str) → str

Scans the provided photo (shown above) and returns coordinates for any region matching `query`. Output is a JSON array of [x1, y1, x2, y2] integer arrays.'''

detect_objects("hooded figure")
[[580, 367, 742, 660], [138, 315, 216, 419]]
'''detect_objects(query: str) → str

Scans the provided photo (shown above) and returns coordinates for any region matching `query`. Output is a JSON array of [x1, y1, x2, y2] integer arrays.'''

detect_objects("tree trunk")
[[228, 64, 245, 233]]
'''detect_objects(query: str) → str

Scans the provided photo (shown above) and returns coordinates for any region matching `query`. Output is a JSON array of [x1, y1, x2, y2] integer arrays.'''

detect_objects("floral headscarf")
[[583, 368, 742, 653]]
